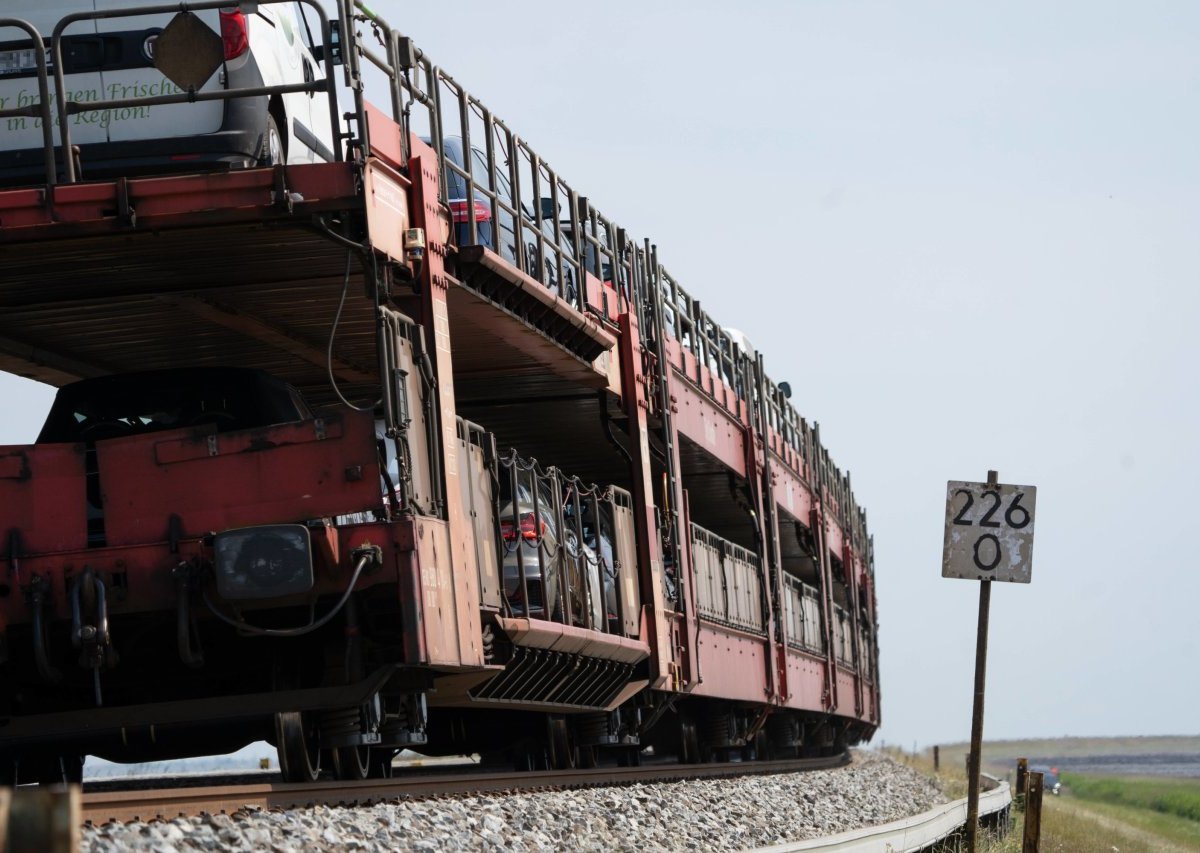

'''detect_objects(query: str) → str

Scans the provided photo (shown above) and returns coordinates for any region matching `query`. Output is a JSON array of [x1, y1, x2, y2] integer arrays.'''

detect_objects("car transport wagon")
[[0, 0, 879, 783]]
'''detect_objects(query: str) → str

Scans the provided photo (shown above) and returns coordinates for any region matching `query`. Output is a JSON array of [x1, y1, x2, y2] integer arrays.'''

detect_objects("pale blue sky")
[[1, 0, 1197, 749]]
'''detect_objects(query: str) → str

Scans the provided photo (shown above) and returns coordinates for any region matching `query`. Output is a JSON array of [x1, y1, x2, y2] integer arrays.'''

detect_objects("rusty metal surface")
[[98, 411, 381, 545], [0, 223, 377, 402], [80, 754, 850, 825]]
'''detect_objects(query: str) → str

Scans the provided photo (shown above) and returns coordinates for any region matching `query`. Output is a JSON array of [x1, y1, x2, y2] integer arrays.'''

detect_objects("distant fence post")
[[933, 746, 940, 771], [1016, 757, 1028, 806], [6, 784, 80, 852], [1022, 771, 1043, 853]]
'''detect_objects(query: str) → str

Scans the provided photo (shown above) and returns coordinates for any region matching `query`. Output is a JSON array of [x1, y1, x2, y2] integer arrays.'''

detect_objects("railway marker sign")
[[945, 471, 1039, 853], [942, 480, 1037, 583]]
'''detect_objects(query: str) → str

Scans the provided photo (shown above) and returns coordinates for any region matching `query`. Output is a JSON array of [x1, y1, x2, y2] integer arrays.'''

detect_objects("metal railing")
[[495, 449, 630, 635], [781, 574, 825, 653], [0, 19, 56, 185], [691, 524, 766, 635], [831, 604, 855, 669]]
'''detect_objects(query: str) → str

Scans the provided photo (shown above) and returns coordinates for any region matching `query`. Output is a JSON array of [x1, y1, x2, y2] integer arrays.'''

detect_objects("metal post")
[[965, 469, 997, 852]]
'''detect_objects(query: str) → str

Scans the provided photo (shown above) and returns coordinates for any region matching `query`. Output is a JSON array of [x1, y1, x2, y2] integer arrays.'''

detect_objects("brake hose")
[[202, 553, 371, 638]]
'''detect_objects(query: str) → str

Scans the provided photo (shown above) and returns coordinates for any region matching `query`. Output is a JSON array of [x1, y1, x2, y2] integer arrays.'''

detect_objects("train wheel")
[[369, 748, 396, 778], [275, 711, 322, 783], [616, 747, 642, 767], [679, 717, 701, 764], [512, 744, 548, 772], [576, 744, 598, 769], [546, 716, 575, 771], [331, 746, 370, 781], [752, 731, 773, 761]]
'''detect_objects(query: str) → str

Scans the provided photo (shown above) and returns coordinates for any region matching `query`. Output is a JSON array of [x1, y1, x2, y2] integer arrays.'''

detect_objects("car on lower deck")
[[499, 479, 604, 630], [0, 1, 335, 185]]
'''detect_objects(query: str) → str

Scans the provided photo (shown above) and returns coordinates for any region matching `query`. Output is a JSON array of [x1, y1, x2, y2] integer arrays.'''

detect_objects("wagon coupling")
[[69, 568, 116, 706]]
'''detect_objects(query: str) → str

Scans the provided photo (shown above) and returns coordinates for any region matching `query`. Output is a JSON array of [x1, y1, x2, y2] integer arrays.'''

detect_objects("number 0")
[[973, 534, 1001, 571]]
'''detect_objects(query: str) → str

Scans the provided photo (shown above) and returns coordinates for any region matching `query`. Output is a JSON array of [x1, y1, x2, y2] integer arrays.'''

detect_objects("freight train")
[[0, 0, 879, 783]]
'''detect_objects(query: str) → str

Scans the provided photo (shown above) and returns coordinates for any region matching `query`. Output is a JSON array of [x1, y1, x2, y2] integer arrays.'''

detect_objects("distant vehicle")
[[0, 2, 335, 184], [1029, 764, 1062, 795]]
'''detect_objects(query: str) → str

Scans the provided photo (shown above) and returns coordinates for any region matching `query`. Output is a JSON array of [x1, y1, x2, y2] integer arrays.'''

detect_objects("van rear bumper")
[[0, 71, 269, 187]]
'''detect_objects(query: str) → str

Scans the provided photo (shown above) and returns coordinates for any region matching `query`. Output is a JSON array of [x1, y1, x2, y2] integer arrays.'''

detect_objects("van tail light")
[[448, 199, 492, 224], [501, 512, 545, 542], [220, 9, 250, 60]]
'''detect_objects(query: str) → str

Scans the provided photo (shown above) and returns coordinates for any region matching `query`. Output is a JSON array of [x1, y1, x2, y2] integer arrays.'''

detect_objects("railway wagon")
[[0, 0, 879, 783]]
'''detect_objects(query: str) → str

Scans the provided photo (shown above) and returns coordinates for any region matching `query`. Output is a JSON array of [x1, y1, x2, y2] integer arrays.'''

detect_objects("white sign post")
[[943, 471, 1037, 852]]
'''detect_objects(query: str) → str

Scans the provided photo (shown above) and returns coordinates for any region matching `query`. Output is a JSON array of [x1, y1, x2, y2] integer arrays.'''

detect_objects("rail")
[[80, 754, 851, 825]]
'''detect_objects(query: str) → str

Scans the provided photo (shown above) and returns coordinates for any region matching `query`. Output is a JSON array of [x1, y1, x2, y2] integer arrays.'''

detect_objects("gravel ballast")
[[83, 750, 943, 852]]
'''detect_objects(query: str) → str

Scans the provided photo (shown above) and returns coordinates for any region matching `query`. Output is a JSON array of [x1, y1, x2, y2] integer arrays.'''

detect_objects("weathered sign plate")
[[942, 481, 1037, 583]]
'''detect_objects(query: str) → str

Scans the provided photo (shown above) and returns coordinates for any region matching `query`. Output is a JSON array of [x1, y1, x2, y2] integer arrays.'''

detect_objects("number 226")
[[952, 490, 1031, 529]]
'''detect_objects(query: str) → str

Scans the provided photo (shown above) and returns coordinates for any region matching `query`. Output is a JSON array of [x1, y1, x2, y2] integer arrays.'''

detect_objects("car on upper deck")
[[0, 1, 335, 185], [432, 135, 580, 305]]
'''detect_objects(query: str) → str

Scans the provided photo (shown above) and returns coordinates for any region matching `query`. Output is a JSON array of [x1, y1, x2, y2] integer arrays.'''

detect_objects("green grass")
[[1065, 772, 1200, 823], [888, 746, 1200, 852], [1037, 795, 1195, 853]]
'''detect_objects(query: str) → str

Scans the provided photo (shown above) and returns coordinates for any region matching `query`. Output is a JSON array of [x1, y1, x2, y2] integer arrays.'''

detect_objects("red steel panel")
[[0, 528, 406, 630], [0, 443, 88, 554], [393, 516, 463, 668], [824, 515, 845, 559], [670, 372, 747, 476], [617, 312, 677, 690], [781, 647, 829, 712], [365, 102, 407, 173], [583, 271, 614, 322], [770, 453, 815, 523], [97, 411, 382, 545], [835, 670, 864, 718], [0, 164, 358, 235], [691, 624, 771, 703], [363, 159, 413, 267]]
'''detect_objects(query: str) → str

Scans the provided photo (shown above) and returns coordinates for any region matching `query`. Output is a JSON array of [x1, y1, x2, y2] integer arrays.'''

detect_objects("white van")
[[0, 1, 335, 183]]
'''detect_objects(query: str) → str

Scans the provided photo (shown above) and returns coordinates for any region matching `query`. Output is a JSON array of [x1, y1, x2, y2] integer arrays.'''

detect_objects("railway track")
[[81, 754, 850, 825]]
